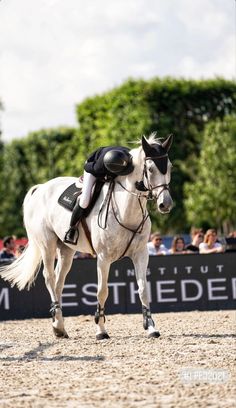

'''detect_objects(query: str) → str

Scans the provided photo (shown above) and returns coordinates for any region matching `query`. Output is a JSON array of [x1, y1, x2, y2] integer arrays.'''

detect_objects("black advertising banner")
[[0, 253, 235, 320]]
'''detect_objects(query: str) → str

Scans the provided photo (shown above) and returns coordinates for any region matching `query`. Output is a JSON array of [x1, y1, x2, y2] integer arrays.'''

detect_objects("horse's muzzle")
[[157, 190, 173, 214]]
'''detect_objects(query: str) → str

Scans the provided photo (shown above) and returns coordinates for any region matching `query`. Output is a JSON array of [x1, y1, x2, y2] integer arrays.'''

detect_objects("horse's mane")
[[145, 132, 163, 145], [130, 132, 164, 147]]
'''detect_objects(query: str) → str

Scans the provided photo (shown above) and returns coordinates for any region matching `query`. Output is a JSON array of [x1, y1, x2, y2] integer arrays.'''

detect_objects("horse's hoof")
[[148, 331, 160, 338], [96, 332, 110, 340], [53, 327, 69, 338]]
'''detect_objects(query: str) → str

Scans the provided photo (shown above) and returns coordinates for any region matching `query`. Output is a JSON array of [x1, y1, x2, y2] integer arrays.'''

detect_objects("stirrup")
[[64, 227, 79, 245]]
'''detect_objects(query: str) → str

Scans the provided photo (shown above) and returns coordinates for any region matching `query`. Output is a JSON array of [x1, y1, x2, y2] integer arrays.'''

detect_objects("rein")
[[98, 180, 149, 231], [111, 187, 149, 234], [97, 154, 170, 259], [98, 180, 115, 230], [98, 179, 149, 259]]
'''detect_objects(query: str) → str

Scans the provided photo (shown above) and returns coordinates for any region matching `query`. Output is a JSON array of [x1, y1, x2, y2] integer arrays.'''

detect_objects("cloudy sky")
[[0, 0, 235, 141]]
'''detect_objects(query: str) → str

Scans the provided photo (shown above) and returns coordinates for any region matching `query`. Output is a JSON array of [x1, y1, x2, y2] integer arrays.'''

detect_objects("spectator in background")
[[0, 236, 16, 260], [186, 227, 204, 253], [225, 231, 236, 252], [147, 232, 168, 255], [169, 235, 190, 254], [199, 229, 224, 254]]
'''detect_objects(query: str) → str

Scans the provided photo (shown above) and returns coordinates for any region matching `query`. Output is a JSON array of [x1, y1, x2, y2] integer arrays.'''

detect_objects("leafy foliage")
[[184, 115, 236, 234], [74, 79, 152, 171], [0, 127, 76, 236]]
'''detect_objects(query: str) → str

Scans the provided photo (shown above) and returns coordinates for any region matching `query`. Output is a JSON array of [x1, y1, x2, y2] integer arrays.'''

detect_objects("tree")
[[0, 127, 77, 237], [184, 115, 236, 234]]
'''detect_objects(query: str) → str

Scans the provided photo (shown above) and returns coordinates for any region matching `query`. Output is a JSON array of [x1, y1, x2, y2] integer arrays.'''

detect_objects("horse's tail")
[[0, 184, 43, 290], [0, 239, 42, 290], [23, 184, 41, 206], [23, 184, 42, 227]]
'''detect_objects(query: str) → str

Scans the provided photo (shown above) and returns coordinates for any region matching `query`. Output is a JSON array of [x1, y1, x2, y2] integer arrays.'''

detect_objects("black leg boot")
[[64, 203, 85, 245]]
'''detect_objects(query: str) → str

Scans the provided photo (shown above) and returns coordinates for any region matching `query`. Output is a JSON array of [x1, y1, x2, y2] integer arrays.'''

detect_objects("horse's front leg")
[[132, 249, 160, 338], [95, 257, 110, 340]]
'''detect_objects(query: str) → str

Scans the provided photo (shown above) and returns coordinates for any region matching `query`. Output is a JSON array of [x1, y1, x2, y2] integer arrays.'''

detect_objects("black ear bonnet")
[[142, 135, 173, 175]]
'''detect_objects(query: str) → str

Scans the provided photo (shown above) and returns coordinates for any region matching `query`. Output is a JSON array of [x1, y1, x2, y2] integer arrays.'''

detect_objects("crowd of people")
[[147, 227, 236, 256], [0, 228, 235, 261]]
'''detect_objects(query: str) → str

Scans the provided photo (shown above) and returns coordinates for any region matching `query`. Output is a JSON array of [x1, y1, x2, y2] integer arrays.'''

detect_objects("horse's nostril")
[[159, 203, 171, 213]]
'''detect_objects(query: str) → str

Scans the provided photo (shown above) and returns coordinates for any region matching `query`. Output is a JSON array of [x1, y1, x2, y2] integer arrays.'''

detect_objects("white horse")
[[0, 134, 173, 339]]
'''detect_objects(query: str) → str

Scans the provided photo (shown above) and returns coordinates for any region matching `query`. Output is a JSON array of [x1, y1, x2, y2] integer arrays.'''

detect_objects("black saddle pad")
[[58, 183, 82, 211], [58, 180, 105, 214]]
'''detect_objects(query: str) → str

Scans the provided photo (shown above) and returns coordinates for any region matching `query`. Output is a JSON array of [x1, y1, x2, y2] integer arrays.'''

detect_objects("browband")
[[145, 154, 168, 160]]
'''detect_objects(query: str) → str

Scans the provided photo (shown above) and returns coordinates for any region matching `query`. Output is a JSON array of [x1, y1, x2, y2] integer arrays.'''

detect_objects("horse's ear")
[[162, 134, 173, 152], [141, 135, 151, 155]]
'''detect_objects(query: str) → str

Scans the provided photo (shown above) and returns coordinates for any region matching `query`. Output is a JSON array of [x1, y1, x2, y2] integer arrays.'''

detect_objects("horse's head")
[[139, 134, 173, 214]]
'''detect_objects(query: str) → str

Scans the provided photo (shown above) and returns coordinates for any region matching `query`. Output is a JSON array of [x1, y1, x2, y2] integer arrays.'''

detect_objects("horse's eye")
[[148, 167, 154, 174]]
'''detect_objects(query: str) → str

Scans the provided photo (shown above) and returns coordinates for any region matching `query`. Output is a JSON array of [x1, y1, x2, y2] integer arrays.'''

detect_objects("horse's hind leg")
[[95, 257, 110, 340], [55, 242, 75, 300], [52, 243, 75, 338], [132, 250, 160, 338], [39, 236, 68, 338]]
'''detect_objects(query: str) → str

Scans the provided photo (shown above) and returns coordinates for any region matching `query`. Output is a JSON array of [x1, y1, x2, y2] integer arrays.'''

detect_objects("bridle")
[[135, 154, 171, 200]]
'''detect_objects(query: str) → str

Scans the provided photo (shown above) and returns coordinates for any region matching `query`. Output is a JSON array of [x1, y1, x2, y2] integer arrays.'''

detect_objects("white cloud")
[[0, 0, 235, 141], [178, 34, 235, 78], [177, 0, 229, 38]]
